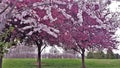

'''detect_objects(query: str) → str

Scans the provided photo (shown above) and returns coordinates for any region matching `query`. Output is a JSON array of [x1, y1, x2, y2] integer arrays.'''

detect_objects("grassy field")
[[3, 58, 120, 68]]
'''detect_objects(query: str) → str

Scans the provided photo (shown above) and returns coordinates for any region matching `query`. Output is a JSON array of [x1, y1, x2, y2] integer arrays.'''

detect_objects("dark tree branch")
[[40, 41, 47, 52], [6, 0, 18, 19], [0, 4, 9, 15], [72, 48, 82, 54]]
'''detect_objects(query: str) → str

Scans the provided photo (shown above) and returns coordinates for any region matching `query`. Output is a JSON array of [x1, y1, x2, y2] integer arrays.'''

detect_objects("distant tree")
[[87, 52, 94, 59], [114, 54, 119, 59], [106, 49, 115, 59], [94, 51, 105, 59], [87, 51, 105, 59]]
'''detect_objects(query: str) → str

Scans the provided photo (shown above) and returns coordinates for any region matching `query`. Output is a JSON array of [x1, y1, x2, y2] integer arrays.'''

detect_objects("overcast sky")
[[113, 28, 120, 54], [106, 0, 120, 54]]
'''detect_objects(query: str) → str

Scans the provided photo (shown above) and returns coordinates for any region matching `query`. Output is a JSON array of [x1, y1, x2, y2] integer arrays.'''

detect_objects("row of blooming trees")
[[0, 0, 120, 68]]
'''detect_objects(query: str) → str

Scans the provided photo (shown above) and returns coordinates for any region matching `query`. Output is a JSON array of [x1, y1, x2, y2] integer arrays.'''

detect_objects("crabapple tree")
[[7, 0, 59, 68], [49, 0, 118, 68]]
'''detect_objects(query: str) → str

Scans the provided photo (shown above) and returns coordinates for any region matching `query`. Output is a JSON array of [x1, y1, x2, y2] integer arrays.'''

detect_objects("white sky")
[[109, 1, 120, 12], [113, 28, 120, 54], [109, 1, 120, 54]]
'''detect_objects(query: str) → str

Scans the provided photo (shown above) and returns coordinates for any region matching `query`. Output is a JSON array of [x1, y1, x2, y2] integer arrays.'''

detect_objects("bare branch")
[[0, 4, 9, 15], [72, 48, 82, 54], [6, 0, 18, 18], [40, 41, 47, 52]]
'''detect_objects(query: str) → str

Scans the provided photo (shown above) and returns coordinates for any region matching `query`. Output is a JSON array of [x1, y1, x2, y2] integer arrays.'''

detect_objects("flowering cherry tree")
[[56, 1, 118, 68], [37, 0, 118, 68], [6, 0, 60, 68], [7, 3, 55, 68]]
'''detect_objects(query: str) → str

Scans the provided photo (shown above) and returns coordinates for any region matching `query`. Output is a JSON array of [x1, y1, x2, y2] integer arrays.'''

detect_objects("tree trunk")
[[81, 48, 86, 68], [37, 45, 41, 68], [36, 40, 42, 68], [0, 56, 3, 68]]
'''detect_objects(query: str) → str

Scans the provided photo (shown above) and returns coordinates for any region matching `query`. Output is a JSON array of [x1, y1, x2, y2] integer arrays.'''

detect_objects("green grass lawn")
[[3, 58, 120, 68]]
